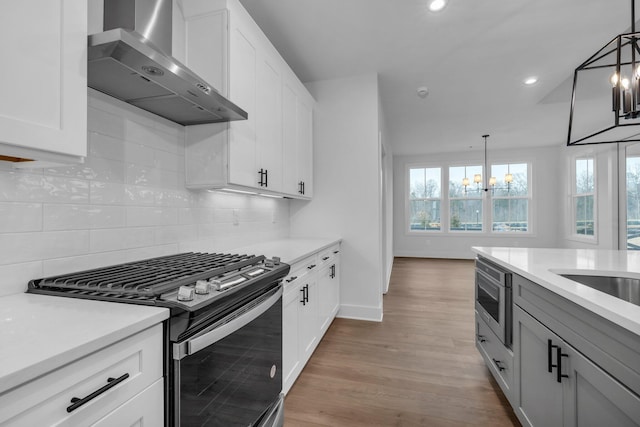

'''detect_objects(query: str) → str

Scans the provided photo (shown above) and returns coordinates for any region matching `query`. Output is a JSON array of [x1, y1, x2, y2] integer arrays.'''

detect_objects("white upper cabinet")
[[0, 0, 87, 166], [182, 0, 313, 198]]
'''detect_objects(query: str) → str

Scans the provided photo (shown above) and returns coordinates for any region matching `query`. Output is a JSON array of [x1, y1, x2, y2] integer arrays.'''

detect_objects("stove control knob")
[[265, 259, 274, 268], [177, 286, 194, 301], [209, 279, 223, 291], [272, 256, 281, 265], [195, 280, 210, 295]]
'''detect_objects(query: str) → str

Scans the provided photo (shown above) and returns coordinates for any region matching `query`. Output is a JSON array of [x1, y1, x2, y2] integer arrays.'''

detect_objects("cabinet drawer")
[[318, 244, 340, 267], [476, 311, 514, 402], [283, 255, 318, 289], [0, 324, 163, 426], [90, 378, 164, 427]]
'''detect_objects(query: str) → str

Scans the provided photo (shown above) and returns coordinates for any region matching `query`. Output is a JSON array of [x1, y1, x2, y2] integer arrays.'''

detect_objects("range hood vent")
[[88, 0, 247, 126]]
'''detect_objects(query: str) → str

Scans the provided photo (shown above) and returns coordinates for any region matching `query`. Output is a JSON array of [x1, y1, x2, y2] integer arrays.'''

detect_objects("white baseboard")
[[337, 304, 383, 322]]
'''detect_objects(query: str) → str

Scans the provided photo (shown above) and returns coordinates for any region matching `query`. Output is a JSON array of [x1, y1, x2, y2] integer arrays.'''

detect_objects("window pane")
[[409, 167, 441, 199], [576, 158, 594, 194], [491, 163, 527, 197], [626, 157, 640, 248], [449, 165, 482, 198], [410, 200, 440, 230], [492, 199, 528, 232], [450, 199, 483, 231], [575, 195, 594, 235]]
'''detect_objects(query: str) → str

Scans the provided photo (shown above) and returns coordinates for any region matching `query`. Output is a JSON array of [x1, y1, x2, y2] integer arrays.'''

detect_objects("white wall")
[[393, 145, 562, 259], [0, 90, 289, 297], [290, 73, 385, 321]]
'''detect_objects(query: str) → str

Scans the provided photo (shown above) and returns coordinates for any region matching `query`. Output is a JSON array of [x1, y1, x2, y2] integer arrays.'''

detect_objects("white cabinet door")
[[0, 0, 87, 163], [297, 96, 313, 197], [563, 338, 640, 427], [318, 260, 339, 335], [256, 54, 283, 192], [228, 21, 257, 188], [91, 379, 164, 427], [282, 81, 300, 195], [282, 284, 301, 395], [298, 277, 319, 364], [513, 305, 564, 427]]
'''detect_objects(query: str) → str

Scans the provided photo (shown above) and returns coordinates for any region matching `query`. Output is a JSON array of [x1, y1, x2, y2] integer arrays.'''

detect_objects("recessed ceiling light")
[[524, 76, 539, 86], [428, 0, 448, 12]]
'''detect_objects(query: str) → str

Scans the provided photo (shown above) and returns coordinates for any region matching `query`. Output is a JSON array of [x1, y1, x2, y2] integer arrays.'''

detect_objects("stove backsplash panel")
[[0, 90, 290, 297]]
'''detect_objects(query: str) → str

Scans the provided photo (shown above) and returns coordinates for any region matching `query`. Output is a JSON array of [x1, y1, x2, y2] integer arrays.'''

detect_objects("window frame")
[[405, 160, 534, 237], [406, 164, 443, 233], [448, 164, 484, 233], [569, 156, 597, 242], [489, 162, 533, 234]]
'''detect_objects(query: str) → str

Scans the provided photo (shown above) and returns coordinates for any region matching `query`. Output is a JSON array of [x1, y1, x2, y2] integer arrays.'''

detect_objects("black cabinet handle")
[[492, 358, 505, 372], [548, 339, 556, 373], [330, 264, 336, 278], [556, 347, 569, 383], [333, 250, 339, 254], [67, 373, 130, 413], [477, 334, 486, 343], [265, 169, 268, 187], [258, 169, 265, 186], [307, 264, 316, 270], [302, 181, 305, 194], [286, 276, 298, 283], [322, 256, 330, 261], [300, 287, 306, 305]]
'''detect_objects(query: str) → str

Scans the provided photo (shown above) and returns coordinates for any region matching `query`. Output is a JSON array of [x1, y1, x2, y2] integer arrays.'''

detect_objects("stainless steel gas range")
[[27, 252, 290, 427]]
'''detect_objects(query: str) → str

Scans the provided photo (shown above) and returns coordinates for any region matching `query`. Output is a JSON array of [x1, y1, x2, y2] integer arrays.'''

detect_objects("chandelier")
[[462, 135, 513, 193], [568, 0, 640, 145]]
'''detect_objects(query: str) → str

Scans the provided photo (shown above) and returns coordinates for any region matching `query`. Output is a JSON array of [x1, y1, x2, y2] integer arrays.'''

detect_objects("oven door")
[[475, 269, 506, 343], [171, 285, 283, 427]]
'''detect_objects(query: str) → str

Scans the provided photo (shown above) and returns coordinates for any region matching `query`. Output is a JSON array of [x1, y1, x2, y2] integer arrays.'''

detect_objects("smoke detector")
[[417, 87, 429, 98]]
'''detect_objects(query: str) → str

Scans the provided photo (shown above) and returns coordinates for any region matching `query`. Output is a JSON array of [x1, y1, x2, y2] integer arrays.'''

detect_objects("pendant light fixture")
[[568, 0, 640, 145], [462, 135, 513, 193]]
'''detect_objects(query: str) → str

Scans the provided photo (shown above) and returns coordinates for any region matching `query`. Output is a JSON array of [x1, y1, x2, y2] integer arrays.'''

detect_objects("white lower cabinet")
[[282, 244, 341, 394], [0, 324, 164, 427], [91, 379, 164, 427], [514, 305, 640, 427]]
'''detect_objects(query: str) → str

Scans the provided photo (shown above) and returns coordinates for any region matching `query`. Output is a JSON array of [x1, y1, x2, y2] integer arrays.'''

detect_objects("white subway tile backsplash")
[[90, 227, 155, 252], [0, 92, 290, 296], [126, 206, 178, 227], [0, 262, 43, 297], [0, 230, 89, 265], [0, 202, 42, 232]]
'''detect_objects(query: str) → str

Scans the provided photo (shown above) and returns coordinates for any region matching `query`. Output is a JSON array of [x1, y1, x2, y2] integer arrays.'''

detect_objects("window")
[[491, 163, 529, 232], [626, 156, 640, 249], [449, 165, 483, 231], [573, 158, 595, 237], [409, 167, 441, 231]]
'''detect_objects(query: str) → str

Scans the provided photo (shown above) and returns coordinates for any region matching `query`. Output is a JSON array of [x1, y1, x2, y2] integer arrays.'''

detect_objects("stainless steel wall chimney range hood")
[[88, 0, 247, 126]]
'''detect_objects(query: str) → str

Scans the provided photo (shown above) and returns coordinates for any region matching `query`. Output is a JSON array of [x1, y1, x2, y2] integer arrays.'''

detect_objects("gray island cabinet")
[[473, 247, 640, 427]]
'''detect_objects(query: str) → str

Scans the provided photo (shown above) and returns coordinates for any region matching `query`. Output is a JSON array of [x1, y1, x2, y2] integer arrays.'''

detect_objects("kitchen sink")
[[560, 274, 640, 307]]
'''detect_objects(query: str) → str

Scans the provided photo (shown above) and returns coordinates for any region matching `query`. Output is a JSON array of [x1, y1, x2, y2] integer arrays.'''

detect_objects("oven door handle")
[[173, 286, 283, 360]]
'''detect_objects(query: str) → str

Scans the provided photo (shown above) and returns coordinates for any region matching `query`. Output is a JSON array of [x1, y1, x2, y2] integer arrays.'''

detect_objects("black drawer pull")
[[492, 358, 505, 372], [67, 373, 130, 413], [333, 250, 339, 254], [322, 256, 330, 261], [307, 264, 316, 270], [477, 334, 486, 343], [286, 276, 298, 283]]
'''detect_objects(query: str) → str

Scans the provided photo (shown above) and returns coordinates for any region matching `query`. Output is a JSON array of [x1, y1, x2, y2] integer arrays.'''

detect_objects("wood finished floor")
[[283, 257, 521, 427]]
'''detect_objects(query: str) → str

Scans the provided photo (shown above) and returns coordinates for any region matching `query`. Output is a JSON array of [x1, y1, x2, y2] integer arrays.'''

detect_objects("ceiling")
[[237, 0, 632, 155]]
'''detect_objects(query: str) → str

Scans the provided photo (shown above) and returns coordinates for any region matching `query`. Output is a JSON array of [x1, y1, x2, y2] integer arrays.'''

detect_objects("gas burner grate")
[[29, 252, 263, 297]]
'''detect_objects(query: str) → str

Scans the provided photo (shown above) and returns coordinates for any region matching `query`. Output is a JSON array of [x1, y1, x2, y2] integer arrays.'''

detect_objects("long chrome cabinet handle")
[[173, 286, 282, 360]]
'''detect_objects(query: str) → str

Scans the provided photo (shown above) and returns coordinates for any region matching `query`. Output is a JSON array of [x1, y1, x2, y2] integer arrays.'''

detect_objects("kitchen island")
[[472, 247, 640, 427]]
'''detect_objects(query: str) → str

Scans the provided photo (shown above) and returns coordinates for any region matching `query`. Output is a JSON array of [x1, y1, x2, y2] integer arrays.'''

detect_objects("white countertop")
[[0, 294, 168, 395], [472, 247, 640, 336], [232, 237, 341, 265]]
